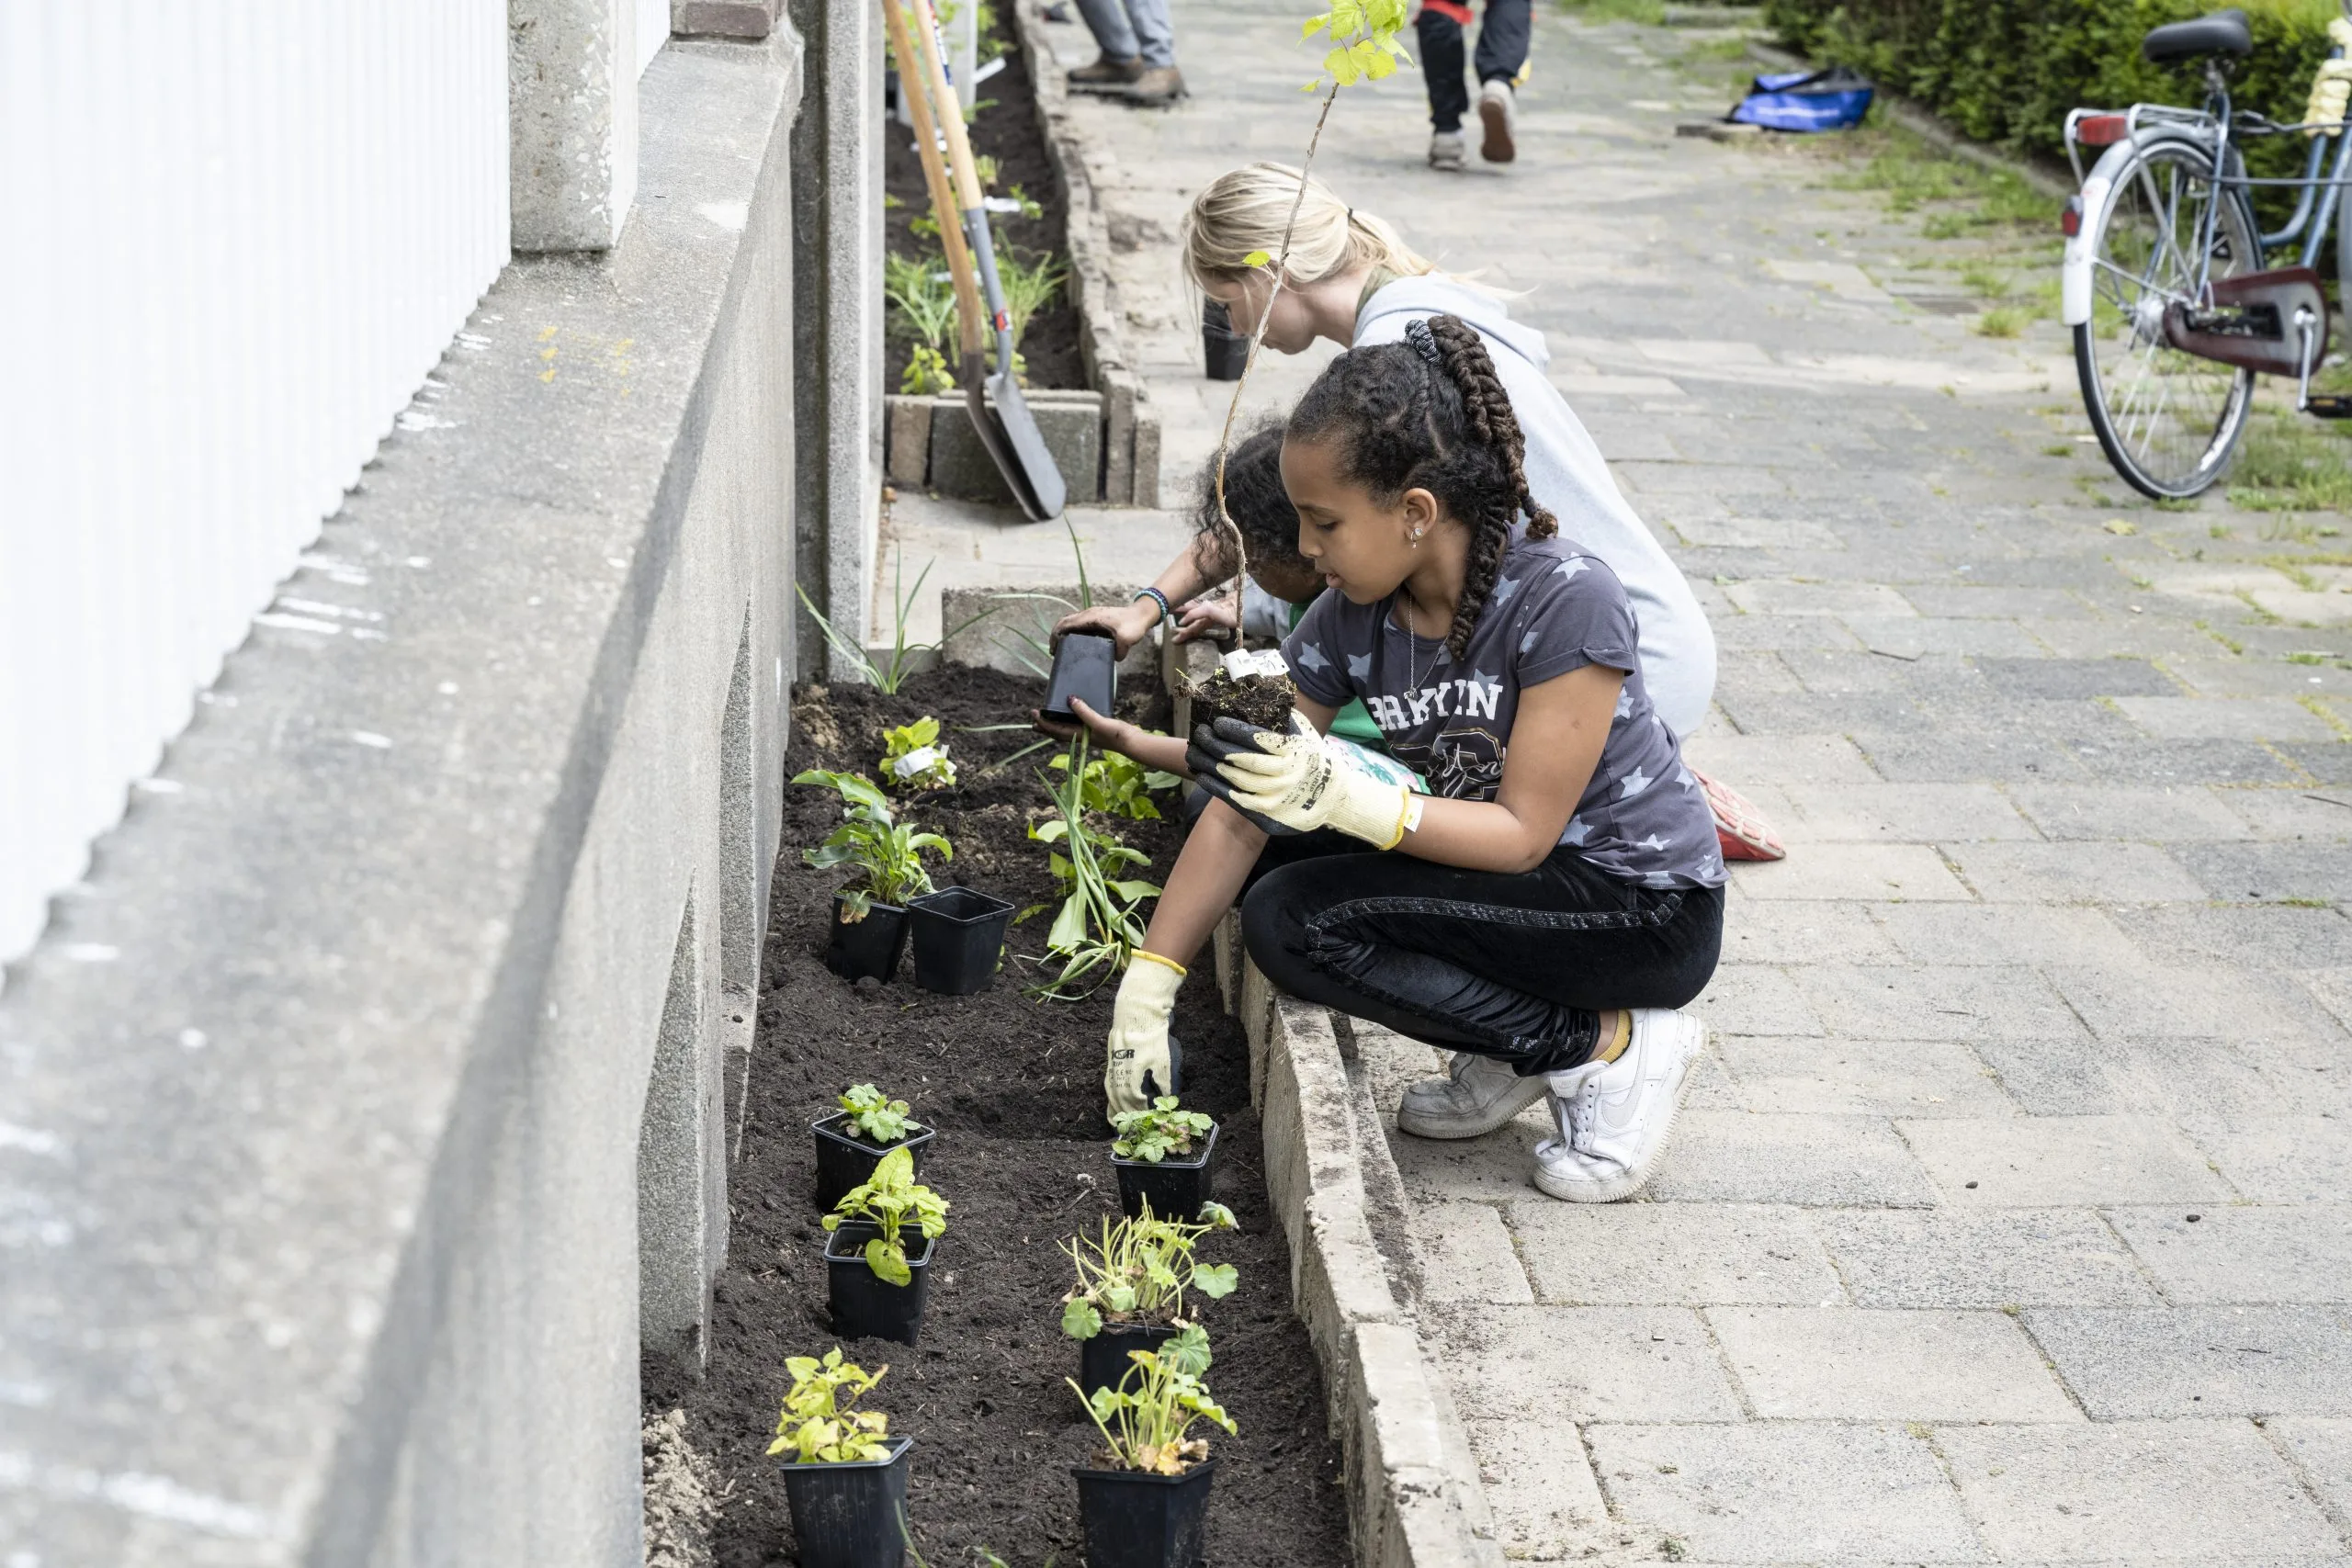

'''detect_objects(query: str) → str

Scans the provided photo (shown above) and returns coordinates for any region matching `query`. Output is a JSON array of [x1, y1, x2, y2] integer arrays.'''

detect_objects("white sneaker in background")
[[1396, 1051, 1548, 1139], [1428, 130, 1466, 171], [1478, 78, 1518, 164], [1532, 1009, 1704, 1202]]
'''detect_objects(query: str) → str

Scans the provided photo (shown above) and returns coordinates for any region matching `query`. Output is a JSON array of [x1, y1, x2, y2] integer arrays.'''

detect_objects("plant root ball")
[[1184, 668, 1298, 734]]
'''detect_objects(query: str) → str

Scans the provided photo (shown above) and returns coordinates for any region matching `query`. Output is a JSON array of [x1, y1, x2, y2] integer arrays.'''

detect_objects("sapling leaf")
[[1061, 1298, 1103, 1340], [1191, 1262, 1238, 1299], [1102, 1281, 1137, 1314], [865, 1236, 913, 1287], [1199, 1201, 1238, 1231], [1160, 1322, 1213, 1376]]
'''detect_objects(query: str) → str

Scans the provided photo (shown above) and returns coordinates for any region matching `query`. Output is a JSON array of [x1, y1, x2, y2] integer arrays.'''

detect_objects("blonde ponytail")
[[1181, 162, 1436, 290]]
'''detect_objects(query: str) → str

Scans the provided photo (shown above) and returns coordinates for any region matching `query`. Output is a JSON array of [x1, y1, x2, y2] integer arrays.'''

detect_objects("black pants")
[[1241, 839, 1723, 1076], [1417, 0, 1532, 131]]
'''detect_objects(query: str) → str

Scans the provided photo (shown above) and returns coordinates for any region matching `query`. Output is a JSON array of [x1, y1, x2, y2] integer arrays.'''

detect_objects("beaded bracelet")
[[1133, 586, 1172, 626]]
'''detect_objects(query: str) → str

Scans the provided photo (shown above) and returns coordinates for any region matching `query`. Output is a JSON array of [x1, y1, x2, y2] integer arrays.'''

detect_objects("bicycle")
[[2061, 5, 2352, 499]]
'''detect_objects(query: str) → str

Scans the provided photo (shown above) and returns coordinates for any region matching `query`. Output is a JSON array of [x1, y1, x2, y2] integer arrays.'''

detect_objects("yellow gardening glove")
[[1105, 951, 1185, 1122], [1206, 716, 1416, 849]]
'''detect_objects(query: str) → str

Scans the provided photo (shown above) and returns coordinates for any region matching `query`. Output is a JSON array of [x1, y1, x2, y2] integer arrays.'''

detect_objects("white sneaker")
[[1532, 1010, 1704, 1202], [1477, 79, 1518, 164], [1428, 130, 1466, 171], [1396, 1051, 1549, 1140]]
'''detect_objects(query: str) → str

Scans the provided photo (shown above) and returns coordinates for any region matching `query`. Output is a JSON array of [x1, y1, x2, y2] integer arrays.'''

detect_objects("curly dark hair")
[[1193, 420, 1306, 581], [1284, 313, 1556, 659]]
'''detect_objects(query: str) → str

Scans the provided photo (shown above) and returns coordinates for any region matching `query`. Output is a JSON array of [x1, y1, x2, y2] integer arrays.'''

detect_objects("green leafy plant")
[[901, 344, 956, 397], [882, 716, 957, 791], [884, 251, 960, 395], [1110, 1097, 1215, 1164], [792, 769, 951, 917], [1021, 739, 1162, 999], [1059, 1208, 1238, 1342], [823, 1145, 950, 1285], [1066, 1330, 1236, 1474], [767, 1348, 893, 1464], [838, 1083, 921, 1145], [797, 551, 996, 694], [996, 246, 1068, 369], [1048, 749, 1179, 820]]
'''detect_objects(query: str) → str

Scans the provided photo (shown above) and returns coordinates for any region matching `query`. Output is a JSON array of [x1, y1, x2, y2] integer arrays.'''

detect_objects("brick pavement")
[[1031, 3, 2352, 1559]]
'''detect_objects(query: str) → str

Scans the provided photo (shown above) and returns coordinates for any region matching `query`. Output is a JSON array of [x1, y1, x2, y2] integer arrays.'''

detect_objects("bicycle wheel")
[[2075, 139, 2260, 499]]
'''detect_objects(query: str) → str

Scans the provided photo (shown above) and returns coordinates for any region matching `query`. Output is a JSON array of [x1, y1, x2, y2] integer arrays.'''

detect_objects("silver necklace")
[[1397, 590, 1438, 694]]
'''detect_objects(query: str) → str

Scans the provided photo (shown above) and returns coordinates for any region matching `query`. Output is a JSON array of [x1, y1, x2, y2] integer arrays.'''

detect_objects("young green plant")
[[768, 1348, 894, 1464], [1049, 748, 1179, 821], [797, 550, 998, 694], [1022, 737, 1161, 999], [884, 250, 960, 395], [823, 1145, 950, 1285], [1059, 1205, 1238, 1342], [1066, 1329, 1236, 1475], [1110, 1097, 1215, 1164], [882, 716, 957, 790], [791, 770, 951, 918], [838, 1083, 921, 1145]]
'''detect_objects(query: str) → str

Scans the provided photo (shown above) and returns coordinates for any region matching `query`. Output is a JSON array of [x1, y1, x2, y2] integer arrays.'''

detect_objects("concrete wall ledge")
[[0, 33, 808, 1568], [1215, 916, 1505, 1568]]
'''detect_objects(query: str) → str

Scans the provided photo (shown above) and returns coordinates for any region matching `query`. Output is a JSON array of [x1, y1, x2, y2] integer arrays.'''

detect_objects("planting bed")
[[642, 666, 1354, 1566], [884, 6, 1084, 393]]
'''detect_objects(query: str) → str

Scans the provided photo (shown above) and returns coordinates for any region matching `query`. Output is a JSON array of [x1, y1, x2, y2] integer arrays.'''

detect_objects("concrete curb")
[[1216, 916, 1504, 1568]]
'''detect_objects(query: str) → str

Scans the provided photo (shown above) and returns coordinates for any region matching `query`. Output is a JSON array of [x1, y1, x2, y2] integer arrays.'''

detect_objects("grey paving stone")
[[2267, 1417, 2352, 1528], [1948, 840, 2208, 904], [1506, 1201, 1844, 1307], [1978, 657, 2178, 700], [2045, 961, 2341, 1045], [2116, 696, 2342, 742], [1463, 1418, 1609, 1562], [2025, 1305, 2352, 1417], [1583, 1423, 1984, 1565], [1843, 614, 2038, 659], [2168, 655, 2352, 700], [1715, 691, 1935, 735], [1696, 966, 1826, 1038], [1906, 585, 2092, 619], [1679, 731, 1882, 786], [1969, 1035, 2130, 1116], [1870, 902, 2142, 967], [2007, 784, 2254, 842], [2070, 739, 2306, 786], [1726, 580, 1921, 618], [1645, 1111, 1940, 1207], [1385, 1109, 1548, 1204], [1719, 899, 1903, 966], [1710, 1305, 2079, 1421], [1794, 963, 2087, 1043], [1853, 729, 2095, 784], [2281, 741, 2352, 784], [1823, 1208, 2158, 1308], [2174, 841, 2352, 904], [1713, 1033, 2014, 1118], [1937, 1419, 2343, 1561], [2112, 903, 2352, 971], [2107, 1205, 2352, 1305], [2206, 1116, 2352, 1203], [1778, 781, 2038, 842], [1428, 1305, 1742, 1423], [1713, 613, 1871, 653], [2222, 786, 2352, 840], [2026, 615, 2233, 661], [1408, 1200, 1533, 1305], [1899, 1115, 2233, 1205], [1734, 843, 1974, 902]]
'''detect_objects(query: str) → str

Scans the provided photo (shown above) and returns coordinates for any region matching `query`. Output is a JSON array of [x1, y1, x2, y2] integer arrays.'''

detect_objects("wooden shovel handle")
[[879, 0, 984, 354], [905, 0, 989, 214]]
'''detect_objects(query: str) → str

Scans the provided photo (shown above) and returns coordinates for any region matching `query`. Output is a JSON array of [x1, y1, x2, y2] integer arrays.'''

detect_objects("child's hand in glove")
[[1105, 951, 1186, 1122], [1188, 716, 1418, 849]]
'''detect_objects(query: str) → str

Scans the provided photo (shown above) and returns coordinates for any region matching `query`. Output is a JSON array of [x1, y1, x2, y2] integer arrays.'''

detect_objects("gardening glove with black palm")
[[1189, 715, 1419, 849], [1105, 950, 1185, 1122]]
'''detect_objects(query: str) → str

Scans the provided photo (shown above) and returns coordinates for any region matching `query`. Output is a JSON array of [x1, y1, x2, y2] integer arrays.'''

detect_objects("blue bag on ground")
[[1729, 67, 1873, 132]]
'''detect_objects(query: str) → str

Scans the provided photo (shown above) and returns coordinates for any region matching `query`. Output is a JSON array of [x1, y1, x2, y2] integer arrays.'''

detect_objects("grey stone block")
[[1644, 1111, 1940, 1207], [927, 391, 1103, 506], [2267, 1417, 2352, 1528], [1680, 732, 1883, 786], [1852, 729, 2093, 784], [1430, 1305, 1743, 1423], [1582, 1423, 1983, 1565], [1945, 841, 2208, 904], [1408, 1201, 1533, 1305], [673, 0, 780, 37], [2107, 1205, 2352, 1305], [1718, 899, 1903, 965], [2025, 1306, 2352, 1416], [1968, 1035, 2128, 1117], [1792, 963, 2086, 1043], [1777, 780, 2035, 842], [2173, 840, 2352, 904], [1822, 1207, 2158, 1308], [1937, 1420, 2341, 1561], [2112, 903, 2352, 972], [1976, 656, 2177, 699], [1870, 903, 2142, 968], [511, 0, 639, 250], [2116, 695, 2340, 741], [1733, 843, 1974, 902], [1462, 1418, 1607, 1562], [2206, 1115, 2352, 1202], [1708, 1306, 2079, 1421], [1694, 966, 1825, 1037], [1899, 1115, 2232, 1206], [884, 394, 931, 487], [2007, 784, 2254, 842], [2281, 741, 2352, 784], [2072, 739, 2306, 785], [1504, 1201, 1844, 1307], [1713, 1033, 2015, 1119]]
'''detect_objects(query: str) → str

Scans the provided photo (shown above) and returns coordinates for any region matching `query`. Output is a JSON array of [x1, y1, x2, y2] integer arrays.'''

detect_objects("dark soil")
[[885, 9, 1086, 392], [642, 665, 1354, 1568], [1183, 670, 1298, 736]]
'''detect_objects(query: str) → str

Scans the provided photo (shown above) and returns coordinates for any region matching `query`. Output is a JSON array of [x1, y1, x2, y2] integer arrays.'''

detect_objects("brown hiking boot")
[[1067, 52, 1144, 89], [1118, 65, 1187, 107]]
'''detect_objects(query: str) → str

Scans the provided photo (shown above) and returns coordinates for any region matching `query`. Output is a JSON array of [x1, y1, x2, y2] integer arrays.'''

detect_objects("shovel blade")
[[985, 367, 1068, 520]]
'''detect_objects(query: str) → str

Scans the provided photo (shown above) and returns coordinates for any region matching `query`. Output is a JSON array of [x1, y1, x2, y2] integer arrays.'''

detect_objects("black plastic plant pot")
[[1078, 1321, 1179, 1400], [825, 1224, 935, 1346], [1113, 1120, 1219, 1221], [809, 1112, 936, 1211], [778, 1436, 912, 1568], [825, 895, 908, 983], [904, 886, 1016, 995], [1044, 632, 1117, 724], [1072, 1460, 1216, 1568], [1202, 299, 1248, 381]]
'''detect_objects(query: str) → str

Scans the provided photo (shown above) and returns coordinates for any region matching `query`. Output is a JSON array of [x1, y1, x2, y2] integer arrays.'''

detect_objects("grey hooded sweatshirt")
[[1354, 276, 1715, 739]]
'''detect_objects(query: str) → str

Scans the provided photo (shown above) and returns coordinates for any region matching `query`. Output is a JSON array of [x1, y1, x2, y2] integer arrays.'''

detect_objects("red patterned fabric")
[[1420, 0, 1475, 24], [1693, 769, 1787, 863]]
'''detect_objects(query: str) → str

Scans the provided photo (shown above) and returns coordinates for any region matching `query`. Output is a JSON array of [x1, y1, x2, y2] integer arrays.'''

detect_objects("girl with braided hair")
[[1093, 315, 1724, 1205]]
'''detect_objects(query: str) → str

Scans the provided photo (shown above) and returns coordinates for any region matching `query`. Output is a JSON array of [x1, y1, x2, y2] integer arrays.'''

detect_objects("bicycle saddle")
[[2142, 7, 2252, 64]]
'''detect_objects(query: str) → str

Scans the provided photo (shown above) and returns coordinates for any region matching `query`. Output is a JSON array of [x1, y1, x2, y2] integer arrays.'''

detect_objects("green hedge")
[[1760, 0, 2342, 158]]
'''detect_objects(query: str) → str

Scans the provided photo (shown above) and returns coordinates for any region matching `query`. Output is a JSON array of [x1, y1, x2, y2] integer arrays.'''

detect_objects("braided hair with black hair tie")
[[1287, 312, 1555, 660]]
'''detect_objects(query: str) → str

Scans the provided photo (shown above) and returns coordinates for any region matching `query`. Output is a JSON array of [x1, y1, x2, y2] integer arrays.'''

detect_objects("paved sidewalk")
[[1041, 2, 2352, 1562]]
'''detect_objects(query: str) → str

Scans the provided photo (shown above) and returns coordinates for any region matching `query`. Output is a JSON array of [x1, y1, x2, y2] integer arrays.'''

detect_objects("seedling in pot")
[[811, 1085, 937, 1211], [825, 1145, 950, 1286], [840, 1084, 920, 1145], [769, 1348, 913, 1568], [1109, 1099, 1221, 1221], [1061, 1210, 1236, 1397], [1110, 1098, 1213, 1165], [1067, 1336, 1234, 1568], [824, 1145, 949, 1345], [793, 770, 952, 920], [881, 717, 956, 792]]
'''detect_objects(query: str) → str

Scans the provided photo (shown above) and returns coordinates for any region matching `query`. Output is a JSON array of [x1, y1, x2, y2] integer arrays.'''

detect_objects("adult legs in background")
[[1418, 0, 1532, 164], [1070, 0, 1180, 99]]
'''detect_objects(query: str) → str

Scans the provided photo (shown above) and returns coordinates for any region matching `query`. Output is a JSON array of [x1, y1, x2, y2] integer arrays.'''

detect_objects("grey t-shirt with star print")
[[1281, 535, 1726, 889]]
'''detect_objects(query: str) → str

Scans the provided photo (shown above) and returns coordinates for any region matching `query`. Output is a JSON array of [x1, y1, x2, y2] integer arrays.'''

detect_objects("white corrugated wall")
[[0, 2, 514, 966]]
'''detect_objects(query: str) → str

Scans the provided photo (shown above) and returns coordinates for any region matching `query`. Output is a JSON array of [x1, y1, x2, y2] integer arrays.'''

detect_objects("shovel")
[[902, 0, 1067, 521]]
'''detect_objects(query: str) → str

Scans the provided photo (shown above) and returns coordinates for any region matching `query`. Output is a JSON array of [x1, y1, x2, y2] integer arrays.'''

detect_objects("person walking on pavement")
[[1067, 0, 1186, 107], [1419, 0, 1528, 169]]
